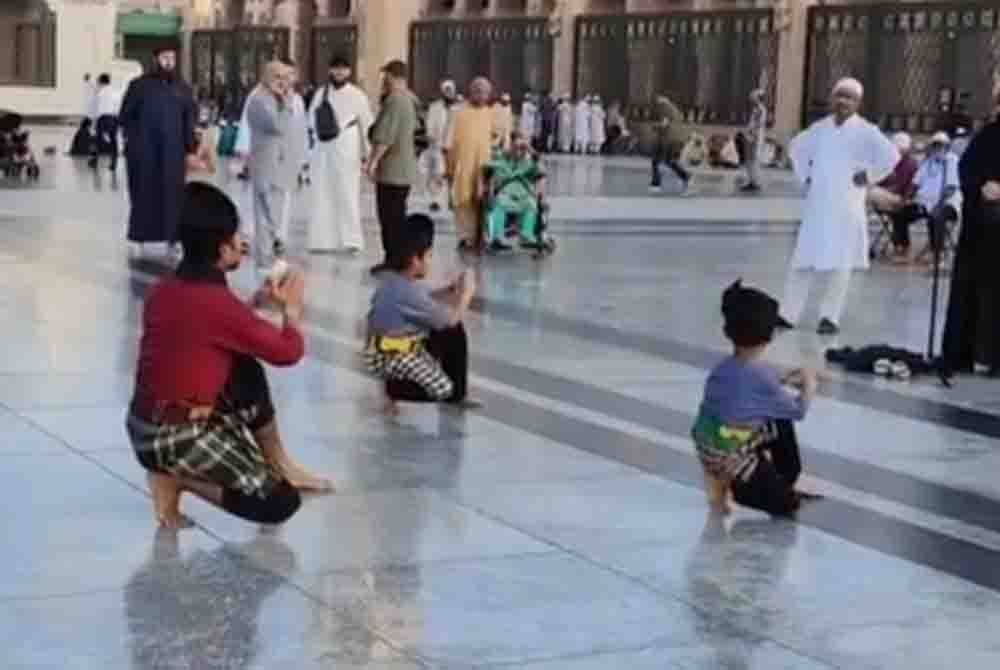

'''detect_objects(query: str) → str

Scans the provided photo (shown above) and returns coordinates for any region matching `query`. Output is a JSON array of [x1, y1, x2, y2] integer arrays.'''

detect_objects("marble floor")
[[3, 138, 1000, 669]]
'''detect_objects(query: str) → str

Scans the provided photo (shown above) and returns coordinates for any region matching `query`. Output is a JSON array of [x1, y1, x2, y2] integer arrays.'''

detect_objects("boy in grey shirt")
[[693, 280, 820, 516], [364, 214, 479, 414]]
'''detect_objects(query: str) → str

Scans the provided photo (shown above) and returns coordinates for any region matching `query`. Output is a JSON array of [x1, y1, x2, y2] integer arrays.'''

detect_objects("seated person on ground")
[[482, 131, 545, 251], [125, 182, 332, 530], [890, 131, 960, 263], [364, 214, 479, 413], [692, 280, 820, 517]]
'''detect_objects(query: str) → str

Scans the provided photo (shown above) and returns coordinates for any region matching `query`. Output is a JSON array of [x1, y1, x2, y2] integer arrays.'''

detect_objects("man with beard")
[[423, 79, 458, 212], [943, 90, 1000, 375], [446, 77, 498, 251], [780, 78, 899, 336], [306, 54, 374, 253], [119, 42, 196, 257]]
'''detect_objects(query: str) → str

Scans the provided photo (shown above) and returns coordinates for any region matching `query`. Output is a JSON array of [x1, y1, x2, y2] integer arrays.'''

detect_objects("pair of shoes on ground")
[[776, 316, 840, 336], [873, 358, 912, 381]]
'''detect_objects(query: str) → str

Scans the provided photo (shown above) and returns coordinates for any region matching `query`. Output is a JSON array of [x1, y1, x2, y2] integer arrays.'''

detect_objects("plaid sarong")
[[362, 347, 454, 401], [125, 405, 280, 499], [691, 412, 777, 482]]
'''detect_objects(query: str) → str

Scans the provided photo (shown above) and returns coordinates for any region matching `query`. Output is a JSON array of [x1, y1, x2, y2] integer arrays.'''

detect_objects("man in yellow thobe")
[[446, 77, 497, 251]]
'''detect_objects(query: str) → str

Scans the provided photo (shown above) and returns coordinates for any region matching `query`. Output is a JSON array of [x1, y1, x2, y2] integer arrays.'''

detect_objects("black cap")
[[329, 53, 351, 69], [179, 183, 239, 236], [721, 279, 781, 346], [381, 59, 408, 79]]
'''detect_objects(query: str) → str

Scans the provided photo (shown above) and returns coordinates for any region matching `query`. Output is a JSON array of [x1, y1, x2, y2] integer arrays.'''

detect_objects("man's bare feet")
[[147, 472, 193, 529], [274, 456, 335, 493]]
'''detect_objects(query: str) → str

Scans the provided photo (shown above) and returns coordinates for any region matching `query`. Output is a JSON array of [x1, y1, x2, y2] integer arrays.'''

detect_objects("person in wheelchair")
[[482, 131, 546, 252], [890, 132, 960, 265]]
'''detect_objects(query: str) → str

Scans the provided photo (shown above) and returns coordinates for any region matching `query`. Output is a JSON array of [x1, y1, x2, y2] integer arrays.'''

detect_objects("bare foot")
[[276, 458, 336, 493], [382, 396, 400, 417], [147, 472, 193, 529]]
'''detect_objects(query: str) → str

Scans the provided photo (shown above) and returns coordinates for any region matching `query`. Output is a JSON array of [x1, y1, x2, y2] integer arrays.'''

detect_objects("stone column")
[[357, 0, 423, 99], [552, 0, 587, 97], [773, 0, 812, 139]]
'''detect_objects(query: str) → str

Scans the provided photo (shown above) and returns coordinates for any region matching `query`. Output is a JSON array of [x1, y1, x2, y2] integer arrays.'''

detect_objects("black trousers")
[[386, 324, 468, 403], [651, 147, 690, 187], [892, 203, 957, 253], [375, 183, 411, 262], [90, 115, 119, 169], [730, 420, 802, 517], [135, 356, 301, 525]]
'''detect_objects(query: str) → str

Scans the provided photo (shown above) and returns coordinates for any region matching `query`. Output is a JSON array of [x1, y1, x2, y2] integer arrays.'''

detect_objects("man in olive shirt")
[[365, 60, 420, 273]]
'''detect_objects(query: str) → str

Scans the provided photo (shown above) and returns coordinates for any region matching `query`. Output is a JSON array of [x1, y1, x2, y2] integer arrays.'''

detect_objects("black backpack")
[[315, 86, 341, 142]]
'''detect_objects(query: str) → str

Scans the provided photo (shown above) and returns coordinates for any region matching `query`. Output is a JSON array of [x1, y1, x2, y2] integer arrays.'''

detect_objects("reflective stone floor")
[[4, 135, 1000, 669]]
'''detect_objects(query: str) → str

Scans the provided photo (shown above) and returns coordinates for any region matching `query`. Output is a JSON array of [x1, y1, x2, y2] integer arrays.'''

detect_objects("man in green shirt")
[[365, 59, 420, 274]]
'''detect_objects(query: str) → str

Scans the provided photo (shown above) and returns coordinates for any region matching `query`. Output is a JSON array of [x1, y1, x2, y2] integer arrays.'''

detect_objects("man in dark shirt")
[[125, 182, 331, 529]]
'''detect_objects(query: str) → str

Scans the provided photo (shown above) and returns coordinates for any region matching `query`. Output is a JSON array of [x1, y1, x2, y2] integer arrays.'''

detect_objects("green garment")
[[372, 91, 419, 187], [485, 152, 542, 214]]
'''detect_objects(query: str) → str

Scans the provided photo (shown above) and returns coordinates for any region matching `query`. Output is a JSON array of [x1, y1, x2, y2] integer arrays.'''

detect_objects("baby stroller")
[[480, 151, 556, 259], [0, 112, 41, 180]]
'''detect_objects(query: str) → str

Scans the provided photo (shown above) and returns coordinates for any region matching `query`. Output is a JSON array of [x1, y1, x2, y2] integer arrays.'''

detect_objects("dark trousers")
[[386, 324, 468, 403], [375, 183, 411, 262], [90, 115, 119, 170], [891, 203, 956, 253], [135, 356, 301, 525], [651, 147, 690, 187], [730, 420, 802, 516]]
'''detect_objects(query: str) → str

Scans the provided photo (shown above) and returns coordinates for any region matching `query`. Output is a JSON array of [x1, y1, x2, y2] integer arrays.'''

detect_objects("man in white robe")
[[422, 79, 457, 212], [574, 97, 591, 154], [589, 96, 607, 154], [557, 96, 574, 153], [306, 54, 374, 253], [519, 94, 538, 148], [781, 78, 899, 335]]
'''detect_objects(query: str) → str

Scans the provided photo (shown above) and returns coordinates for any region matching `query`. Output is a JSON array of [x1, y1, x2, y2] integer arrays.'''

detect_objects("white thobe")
[[574, 102, 591, 152], [306, 83, 374, 252], [519, 101, 537, 140], [557, 103, 574, 152], [236, 88, 309, 158], [589, 105, 606, 150], [422, 98, 452, 205], [783, 114, 899, 325]]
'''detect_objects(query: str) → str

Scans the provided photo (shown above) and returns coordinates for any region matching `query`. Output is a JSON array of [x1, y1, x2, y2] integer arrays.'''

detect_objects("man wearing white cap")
[[891, 131, 960, 262], [424, 79, 458, 212], [780, 77, 900, 335]]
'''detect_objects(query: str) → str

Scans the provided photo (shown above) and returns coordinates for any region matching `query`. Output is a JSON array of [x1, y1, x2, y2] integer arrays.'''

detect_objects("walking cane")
[[927, 211, 953, 388]]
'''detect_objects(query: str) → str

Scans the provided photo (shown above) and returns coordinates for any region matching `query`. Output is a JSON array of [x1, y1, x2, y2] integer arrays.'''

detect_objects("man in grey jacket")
[[246, 61, 306, 275]]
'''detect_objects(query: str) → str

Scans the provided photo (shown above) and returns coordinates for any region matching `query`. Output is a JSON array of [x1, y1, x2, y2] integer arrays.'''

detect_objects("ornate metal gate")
[[574, 11, 779, 124], [190, 27, 290, 113], [804, 2, 1000, 131], [310, 24, 358, 85], [409, 18, 553, 104]]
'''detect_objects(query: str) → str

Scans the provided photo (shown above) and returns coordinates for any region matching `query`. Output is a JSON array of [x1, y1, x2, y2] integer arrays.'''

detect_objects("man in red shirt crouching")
[[126, 182, 332, 529]]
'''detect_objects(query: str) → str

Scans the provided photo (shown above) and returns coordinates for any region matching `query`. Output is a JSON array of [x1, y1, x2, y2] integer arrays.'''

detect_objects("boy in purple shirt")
[[693, 281, 820, 515]]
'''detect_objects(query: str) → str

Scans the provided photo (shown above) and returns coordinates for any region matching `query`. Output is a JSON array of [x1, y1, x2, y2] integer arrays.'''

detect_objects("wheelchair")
[[480, 160, 556, 259], [0, 112, 41, 180]]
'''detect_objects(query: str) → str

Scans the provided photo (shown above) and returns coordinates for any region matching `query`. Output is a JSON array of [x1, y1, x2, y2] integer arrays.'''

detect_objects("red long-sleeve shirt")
[[134, 274, 304, 407]]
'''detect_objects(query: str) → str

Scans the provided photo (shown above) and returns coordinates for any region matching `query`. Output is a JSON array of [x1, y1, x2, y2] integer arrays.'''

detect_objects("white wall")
[[1, 0, 125, 116]]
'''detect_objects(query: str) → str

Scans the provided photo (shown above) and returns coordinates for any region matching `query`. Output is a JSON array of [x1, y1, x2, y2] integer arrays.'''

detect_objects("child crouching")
[[364, 214, 480, 414], [693, 280, 820, 516]]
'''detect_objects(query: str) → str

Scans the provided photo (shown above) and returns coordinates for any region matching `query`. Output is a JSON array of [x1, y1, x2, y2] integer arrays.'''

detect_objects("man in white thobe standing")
[[589, 96, 607, 154], [423, 79, 457, 212], [306, 54, 374, 253], [574, 96, 591, 154], [519, 94, 538, 149], [781, 78, 899, 335], [557, 96, 574, 153]]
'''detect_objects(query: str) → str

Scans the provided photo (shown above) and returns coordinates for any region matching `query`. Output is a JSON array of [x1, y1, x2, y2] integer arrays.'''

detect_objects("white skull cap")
[[832, 77, 864, 98]]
